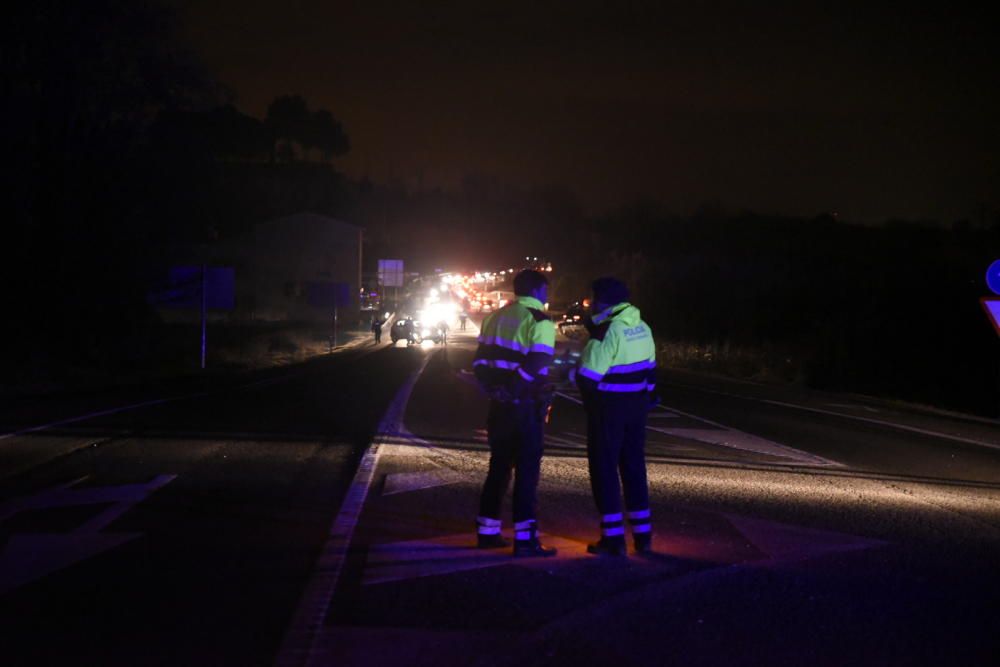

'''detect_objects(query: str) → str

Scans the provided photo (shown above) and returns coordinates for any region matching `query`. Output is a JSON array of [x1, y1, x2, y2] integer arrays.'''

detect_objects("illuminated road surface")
[[1, 322, 998, 666]]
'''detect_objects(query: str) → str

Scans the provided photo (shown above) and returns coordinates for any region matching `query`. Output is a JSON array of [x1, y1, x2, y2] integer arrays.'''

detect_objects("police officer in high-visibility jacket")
[[473, 269, 558, 557], [575, 277, 657, 556]]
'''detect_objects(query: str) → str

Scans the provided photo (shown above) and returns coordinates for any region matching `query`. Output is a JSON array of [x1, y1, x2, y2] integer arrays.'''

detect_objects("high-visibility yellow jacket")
[[577, 302, 657, 394], [474, 295, 555, 399]]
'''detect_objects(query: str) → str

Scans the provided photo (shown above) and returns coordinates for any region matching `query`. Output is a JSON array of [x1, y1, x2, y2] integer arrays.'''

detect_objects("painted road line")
[[546, 433, 587, 448], [362, 532, 588, 586], [274, 352, 436, 667], [3, 331, 391, 444], [554, 392, 840, 467], [382, 469, 465, 496], [2, 347, 372, 443], [668, 383, 1000, 453], [647, 411, 681, 419], [0, 474, 177, 594], [826, 402, 882, 413], [0, 394, 209, 442]]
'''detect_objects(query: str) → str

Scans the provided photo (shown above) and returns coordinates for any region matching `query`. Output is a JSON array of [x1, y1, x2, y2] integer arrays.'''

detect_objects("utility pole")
[[358, 227, 364, 328], [200, 263, 207, 370]]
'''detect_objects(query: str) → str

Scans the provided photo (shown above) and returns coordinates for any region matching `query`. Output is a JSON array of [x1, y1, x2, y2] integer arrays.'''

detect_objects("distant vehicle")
[[557, 302, 589, 338], [419, 322, 449, 345], [391, 318, 422, 345]]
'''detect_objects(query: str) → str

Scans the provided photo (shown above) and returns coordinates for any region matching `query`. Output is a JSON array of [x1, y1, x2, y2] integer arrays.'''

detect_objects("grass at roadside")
[[1, 322, 370, 399]]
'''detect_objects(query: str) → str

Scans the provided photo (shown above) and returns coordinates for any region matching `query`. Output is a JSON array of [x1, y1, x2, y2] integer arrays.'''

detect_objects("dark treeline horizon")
[[4, 1, 999, 415]]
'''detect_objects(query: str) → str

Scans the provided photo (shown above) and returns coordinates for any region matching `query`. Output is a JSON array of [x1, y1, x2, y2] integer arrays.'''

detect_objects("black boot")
[[476, 516, 506, 548], [477, 533, 510, 549], [512, 520, 557, 557], [633, 533, 653, 554], [513, 537, 557, 558], [587, 536, 627, 557]]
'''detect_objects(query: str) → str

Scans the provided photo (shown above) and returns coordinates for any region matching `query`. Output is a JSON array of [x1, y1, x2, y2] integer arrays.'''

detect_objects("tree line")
[[4, 1, 997, 417]]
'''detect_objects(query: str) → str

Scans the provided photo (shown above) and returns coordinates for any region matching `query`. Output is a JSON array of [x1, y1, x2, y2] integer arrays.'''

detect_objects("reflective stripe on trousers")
[[627, 508, 651, 534], [601, 512, 625, 537], [476, 516, 502, 535], [514, 519, 537, 542]]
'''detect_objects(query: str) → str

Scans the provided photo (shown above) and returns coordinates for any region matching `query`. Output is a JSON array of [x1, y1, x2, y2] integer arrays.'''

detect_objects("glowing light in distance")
[[418, 301, 458, 323]]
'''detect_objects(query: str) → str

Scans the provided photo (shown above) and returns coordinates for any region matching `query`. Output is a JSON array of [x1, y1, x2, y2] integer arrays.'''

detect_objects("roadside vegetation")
[[6, 1, 998, 416]]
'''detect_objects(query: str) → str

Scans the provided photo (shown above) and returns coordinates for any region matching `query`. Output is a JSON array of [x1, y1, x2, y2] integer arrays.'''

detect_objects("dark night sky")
[[172, 1, 998, 221]]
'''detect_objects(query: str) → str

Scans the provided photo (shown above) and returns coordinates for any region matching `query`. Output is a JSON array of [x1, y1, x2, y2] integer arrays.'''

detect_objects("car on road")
[[557, 302, 589, 338], [390, 318, 422, 345], [419, 322, 449, 345]]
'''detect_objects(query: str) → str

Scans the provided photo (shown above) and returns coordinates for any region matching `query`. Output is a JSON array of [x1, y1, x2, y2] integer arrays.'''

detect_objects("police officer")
[[473, 269, 557, 557], [575, 277, 657, 556]]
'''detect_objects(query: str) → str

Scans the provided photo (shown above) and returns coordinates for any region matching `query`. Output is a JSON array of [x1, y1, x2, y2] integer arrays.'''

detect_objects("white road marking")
[[0, 395, 207, 442], [546, 434, 587, 448], [647, 411, 680, 418], [670, 383, 1000, 452], [382, 470, 465, 496], [362, 516, 884, 587], [826, 402, 881, 413], [0, 474, 176, 594], [646, 422, 838, 467], [555, 392, 840, 467], [274, 352, 436, 667], [362, 532, 589, 586], [2, 333, 382, 444]]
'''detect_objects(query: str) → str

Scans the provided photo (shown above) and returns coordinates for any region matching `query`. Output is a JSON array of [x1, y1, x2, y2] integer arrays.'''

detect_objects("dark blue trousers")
[[479, 399, 545, 523], [585, 392, 650, 515]]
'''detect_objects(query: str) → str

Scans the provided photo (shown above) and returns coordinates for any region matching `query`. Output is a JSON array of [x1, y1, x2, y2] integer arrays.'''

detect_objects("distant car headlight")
[[421, 328, 431, 337]]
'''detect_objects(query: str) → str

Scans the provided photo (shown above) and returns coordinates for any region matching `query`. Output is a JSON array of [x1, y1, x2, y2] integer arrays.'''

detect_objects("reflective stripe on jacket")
[[578, 302, 656, 393], [474, 296, 555, 390]]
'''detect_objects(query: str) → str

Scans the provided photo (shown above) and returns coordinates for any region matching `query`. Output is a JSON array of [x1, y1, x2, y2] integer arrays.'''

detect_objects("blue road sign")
[[987, 260, 1000, 296], [150, 266, 235, 309], [982, 298, 1000, 337]]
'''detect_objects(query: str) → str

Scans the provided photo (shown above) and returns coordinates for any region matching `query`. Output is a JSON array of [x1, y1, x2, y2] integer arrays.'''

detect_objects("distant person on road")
[[371, 314, 383, 344], [575, 277, 658, 556], [473, 269, 557, 557], [404, 319, 418, 345], [436, 320, 449, 346], [459, 312, 468, 331]]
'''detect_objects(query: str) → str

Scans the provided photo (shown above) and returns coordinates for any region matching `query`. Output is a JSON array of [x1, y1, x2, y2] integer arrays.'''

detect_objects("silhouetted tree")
[[150, 105, 270, 161], [264, 95, 349, 163], [308, 109, 350, 162], [265, 94, 309, 162]]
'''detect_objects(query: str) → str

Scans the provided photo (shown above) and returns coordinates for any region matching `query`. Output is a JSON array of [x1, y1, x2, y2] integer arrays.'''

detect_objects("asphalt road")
[[2, 322, 999, 666]]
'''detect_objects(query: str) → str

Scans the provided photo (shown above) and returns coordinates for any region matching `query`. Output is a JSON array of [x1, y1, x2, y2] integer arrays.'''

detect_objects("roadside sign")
[[153, 266, 235, 310], [378, 259, 404, 287], [981, 298, 1000, 337], [148, 266, 235, 369], [987, 260, 1000, 296]]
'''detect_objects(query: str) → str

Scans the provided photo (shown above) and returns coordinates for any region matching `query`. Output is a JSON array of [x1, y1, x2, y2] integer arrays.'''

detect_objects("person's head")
[[591, 276, 629, 313], [513, 269, 548, 303]]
